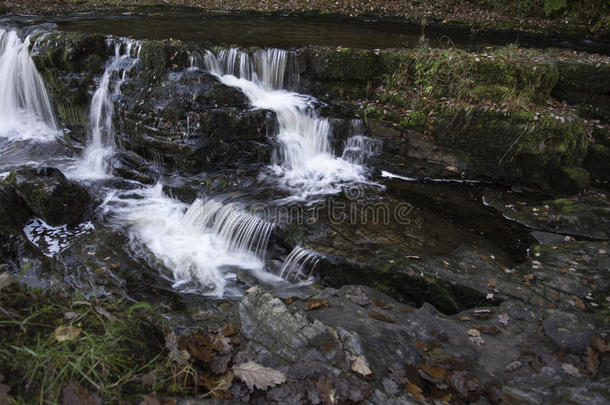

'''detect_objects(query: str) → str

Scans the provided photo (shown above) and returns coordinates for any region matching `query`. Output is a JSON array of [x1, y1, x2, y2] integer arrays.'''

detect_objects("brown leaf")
[[233, 362, 286, 391], [54, 325, 82, 342], [573, 297, 585, 310], [141, 371, 157, 386], [585, 347, 599, 375], [221, 323, 238, 337], [351, 355, 373, 377], [459, 316, 471, 321], [400, 307, 414, 313], [283, 298, 293, 304], [61, 381, 101, 405], [474, 325, 499, 335], [405, 381, 425, 401], [95, 306, 118, 322], [369, 311, 395, 323], [419, 363, 446, 380], [591, 336, 610, 353], [307, 299, 329, 310], [487, 279, 496, 287], [374, 300, 393, 310]]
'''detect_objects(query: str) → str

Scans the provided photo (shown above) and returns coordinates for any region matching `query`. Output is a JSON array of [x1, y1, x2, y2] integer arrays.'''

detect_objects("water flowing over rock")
[[204, 47, 373, 201], [72, 39, 140, 179], [0, 28, 58, 141]]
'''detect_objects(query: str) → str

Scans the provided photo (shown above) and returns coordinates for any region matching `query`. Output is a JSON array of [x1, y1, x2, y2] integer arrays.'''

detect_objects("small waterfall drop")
[[279, 246, 320, 282], [105, 185, 277, 296], [73, 40, 139, 179], [203, 48, 369, 201], [0, 28, 58, 140], [341, 120, 383, 165], [184, 198, 274, 260]]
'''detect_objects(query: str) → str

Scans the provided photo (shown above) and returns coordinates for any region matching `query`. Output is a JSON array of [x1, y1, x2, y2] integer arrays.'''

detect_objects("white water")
[[103, 185, 281, 296], [70, 40, 139, 180], [203, 48, 370, 201], [341, 120, 383, 165], [24, 218, 94, 257], [279, 246, 319, 282], [0, 29, 59, 142]]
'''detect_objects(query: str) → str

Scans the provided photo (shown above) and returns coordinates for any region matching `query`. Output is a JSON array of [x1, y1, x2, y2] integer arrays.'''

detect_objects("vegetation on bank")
[[309, 42, 610, 191], [1, 0, 609, 37]]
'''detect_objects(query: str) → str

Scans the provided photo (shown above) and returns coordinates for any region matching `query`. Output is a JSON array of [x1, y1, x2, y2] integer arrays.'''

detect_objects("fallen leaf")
[[487, 279, 496, 287], [61, 381, 101, 405], [351, 355, 372, 377], [140, 396, 160, 405], [245, 286, 259, 294], [405, 381, 425, 401], [222, 323, 238, 337], [283, 298, 293, 304], [369, 311, 395, 323], [0, 273, 11, 289], [585, 347, 599, 375], [591, 337, 610, 353], [419, 363, 446, 380], [307, 299, 329, 310], [406, 255, 421, 260], [506, 360, 522, 371], [474, 325, 499, 335], [141, 371, 157, 386], [54, 325, 82, 342], [63, 312, 79, 320], [459, 316, 471, 321], [497, 313, 510, 326], [95, 306, 118, 322], [561, 363, 581, 376], [374, 300, 393, 310], [165, 331, 190, 366], [401, 307, 414, 313], [233, 361, 286, 391]]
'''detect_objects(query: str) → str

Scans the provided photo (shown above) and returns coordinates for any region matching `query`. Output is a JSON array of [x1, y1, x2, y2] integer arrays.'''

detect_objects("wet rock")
[[118, 68, 276, 173], [543, 311, 595, 353], [11, 167, 90, 227], [484, 192, 610, 239], [232, 285, 610, 404]]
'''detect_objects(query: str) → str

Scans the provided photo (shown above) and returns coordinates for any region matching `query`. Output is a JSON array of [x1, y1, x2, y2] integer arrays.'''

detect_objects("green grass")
[[0, 280, 190, 403]]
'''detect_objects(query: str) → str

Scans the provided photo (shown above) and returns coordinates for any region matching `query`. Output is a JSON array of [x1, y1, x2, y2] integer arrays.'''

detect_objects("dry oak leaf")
[[405, 381, 425, 402], [307, 299, 329, 310], [561, 363, 581, 376], [233, 361, 286, 391], [369, 311, 395, 323], [351, 355, 372, 377], [585, 347, 600, 375], [591, 336, 610, 353], [54, 325, 82, 342]]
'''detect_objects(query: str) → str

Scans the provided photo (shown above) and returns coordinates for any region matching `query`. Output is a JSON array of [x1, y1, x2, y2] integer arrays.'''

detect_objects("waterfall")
[[0, 28, 58, 141], [184, 198, 274, 260], [203, 48, 369, 201], [279, 246, 320, 282], [341, 120, 383, 165], [73, 40, 139, 179], [104, 185, 276, 296]]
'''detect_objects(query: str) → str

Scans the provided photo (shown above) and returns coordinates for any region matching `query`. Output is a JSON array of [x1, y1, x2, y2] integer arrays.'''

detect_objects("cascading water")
[[184, 198, 274, 260], [341, 120, 383, 165], [203, 48, 370, 201], [279, 246, 320, 282], [103, 185, 278, 296], [72, 40, 139, 179], [0, 28, 58, 141]]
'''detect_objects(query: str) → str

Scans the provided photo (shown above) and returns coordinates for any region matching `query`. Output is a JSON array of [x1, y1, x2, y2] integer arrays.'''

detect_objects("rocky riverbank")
[[0, 26, 609, 404]]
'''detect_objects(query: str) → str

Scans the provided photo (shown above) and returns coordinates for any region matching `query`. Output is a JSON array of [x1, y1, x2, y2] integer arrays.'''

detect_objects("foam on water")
[[103, 184, 282, 296]]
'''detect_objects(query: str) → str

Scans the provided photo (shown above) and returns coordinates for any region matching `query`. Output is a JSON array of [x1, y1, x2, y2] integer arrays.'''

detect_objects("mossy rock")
[[139, 40, 189, 72], [584, 143, 610, 182], [550, 166, 591, 194], [472, 57, 558, 104], [431, 107, 589, 192], [305, 47, 378, 82], [554, 61, 610, 103]]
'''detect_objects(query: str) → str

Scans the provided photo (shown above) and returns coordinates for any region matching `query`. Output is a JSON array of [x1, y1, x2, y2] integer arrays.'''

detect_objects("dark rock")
[[543, 311, 595, 353], [11, 167, 90, 227]]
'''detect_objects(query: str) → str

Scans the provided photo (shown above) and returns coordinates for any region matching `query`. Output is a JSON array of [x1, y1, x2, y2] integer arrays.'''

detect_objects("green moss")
[[431, 107, 588, 191], [584, 143, 610, 182], [307, 47, 378, 82]]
